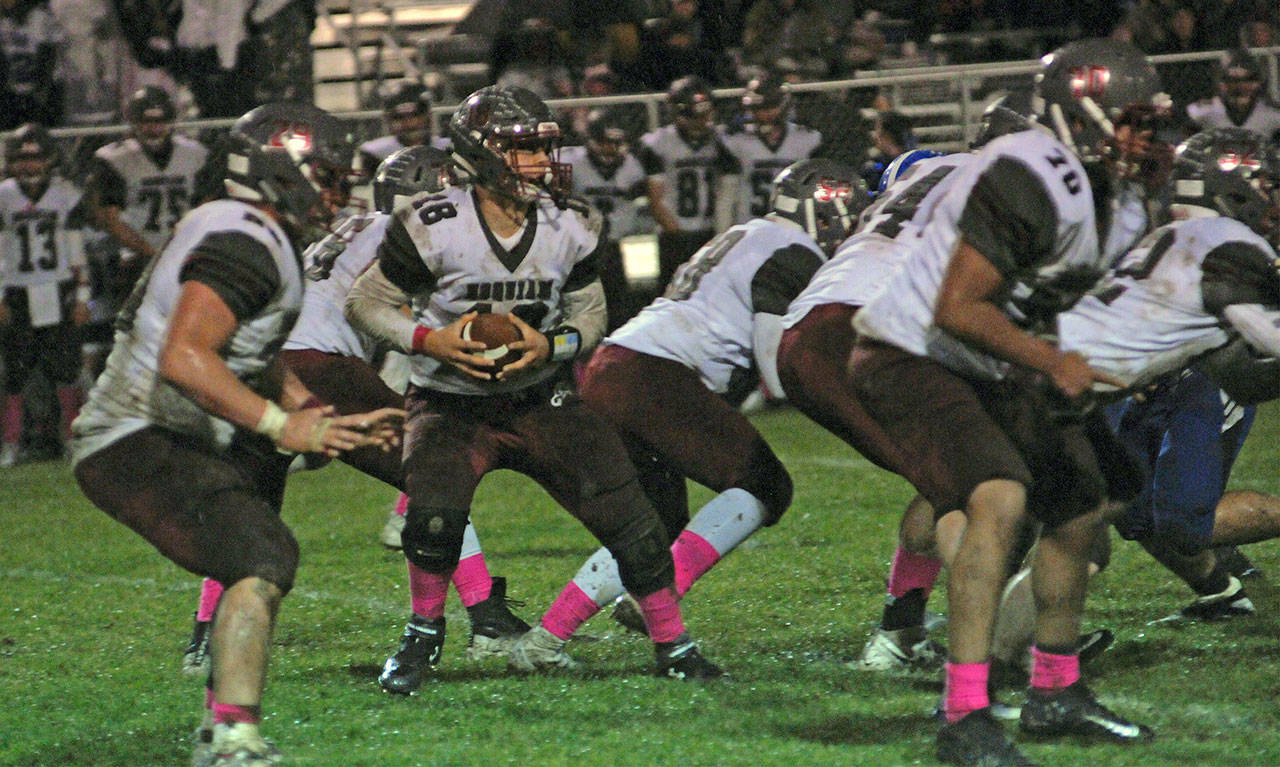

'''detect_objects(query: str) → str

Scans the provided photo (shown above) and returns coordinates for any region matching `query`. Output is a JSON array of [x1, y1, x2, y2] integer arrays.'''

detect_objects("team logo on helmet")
[[269, 124, 315, 154], [1068, 66, 1111, 101]]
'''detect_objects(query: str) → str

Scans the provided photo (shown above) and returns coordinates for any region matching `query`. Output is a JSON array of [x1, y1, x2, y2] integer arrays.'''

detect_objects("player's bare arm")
[[161, 281, 403, 455], [935, 240, 1123, 397]]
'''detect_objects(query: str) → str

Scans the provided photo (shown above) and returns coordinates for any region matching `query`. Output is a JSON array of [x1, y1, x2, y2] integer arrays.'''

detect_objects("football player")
[[356, 81, 450, 175], [560, 107, 650, 331], [180, 145, 529, 679], [0, 123, 90, 467], [86, 86, 211, 282], [830, 39, 1171, 765], [1186, 48, 1280, 142], [84, 87, 211, 381], [508, 159, 865, 669], [721, 72, 823, 223], [638, 75, 741, 291], [922, 126, 1280, 683], [345, 85, 723, 692], [71, 102, 404, 767]]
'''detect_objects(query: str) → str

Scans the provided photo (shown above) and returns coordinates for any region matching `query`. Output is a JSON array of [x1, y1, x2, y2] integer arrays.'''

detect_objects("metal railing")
[[19, 44, 1280, 170]]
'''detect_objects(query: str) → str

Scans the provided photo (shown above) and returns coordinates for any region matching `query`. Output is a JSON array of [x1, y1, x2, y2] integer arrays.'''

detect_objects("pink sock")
[[56, 385, 81, 443], [636, 587, 685, 643], [196, 579, 224, 623], [408, 562, 451, 620], [944, 661, 990, 723], [451, 554, 492, 608], [394, 493, 408, 517], [887, 547, 942, 598], [671, 530, 721, 596], [540, 582, 603, 640], [1030, 647, 1079, 692], [3, 395, 22, 446], [211, 702, 260, 725]]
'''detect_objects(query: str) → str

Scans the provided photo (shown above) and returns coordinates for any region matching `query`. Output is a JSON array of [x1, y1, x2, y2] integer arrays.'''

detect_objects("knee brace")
[[583, 478, 674, 596], [402, 504, 469, 573], [735, 440, 793, 526]]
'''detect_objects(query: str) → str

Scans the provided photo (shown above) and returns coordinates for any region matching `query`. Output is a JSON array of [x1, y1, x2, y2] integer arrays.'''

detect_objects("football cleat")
[[466, 577, 532, 660], [183, 615, 212, 676], [655, 636, 724, 681], [379, 509, 405, 549], [937, 708, 1039, 767], [1019, 681, 1153, 743], [853, 626, 945, 672], [1152, 575, 1255, 624], [610, 593, 648, 635], [193, 723, 282, 767], [508, 626, 582, 672], [190, 724, 214, 767], [1214, 546, 1264, 580], [378, 615, 445, 694]]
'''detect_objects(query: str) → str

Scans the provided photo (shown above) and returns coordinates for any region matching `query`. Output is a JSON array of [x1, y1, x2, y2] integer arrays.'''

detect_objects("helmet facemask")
[[481, 127, 571, 205]]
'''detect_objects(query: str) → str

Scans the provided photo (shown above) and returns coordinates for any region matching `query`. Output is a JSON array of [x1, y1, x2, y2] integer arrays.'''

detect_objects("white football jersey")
[[561, 144, 647, 240], [784, 153, 974, 328], [609, 217, 825, 393], [0, 176, 86, 289], [854, 129, 1130, 381], [1187, 97, 1280, 142], [1059, 215, 1278, 391], [90, 135, 210, 257], [285, 212, 389, 362], [720, 122, 822, 222], [72, 200, 304, 461], [638, 125, 739, 232], [377, 185, 601, 395]]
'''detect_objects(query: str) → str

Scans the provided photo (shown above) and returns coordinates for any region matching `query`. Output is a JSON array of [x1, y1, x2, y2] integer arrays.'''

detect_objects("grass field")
[[3, 403, 1279, 767]]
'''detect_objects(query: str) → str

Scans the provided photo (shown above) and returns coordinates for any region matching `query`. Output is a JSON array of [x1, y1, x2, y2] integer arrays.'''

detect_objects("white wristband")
[[254, 401, 288, 444]]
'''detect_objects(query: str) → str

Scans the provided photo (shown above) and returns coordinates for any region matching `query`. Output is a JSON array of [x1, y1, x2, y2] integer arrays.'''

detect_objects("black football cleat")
[[379, 615, 445, 695], [655, 636, 724, 681], [937, 708, 1039, 767], [1153, 575, 1255, 624], [1019, 681, 1153, 743], [183, 613, 212, 676], [466, 577, 532, 660]]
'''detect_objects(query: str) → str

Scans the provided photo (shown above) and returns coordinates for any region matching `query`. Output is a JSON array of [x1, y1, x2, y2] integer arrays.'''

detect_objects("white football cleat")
[[194, 723, 282, 767], [379, 509, 405, 549], [853, 626, 944, 672], [507, 626, 581, 672]]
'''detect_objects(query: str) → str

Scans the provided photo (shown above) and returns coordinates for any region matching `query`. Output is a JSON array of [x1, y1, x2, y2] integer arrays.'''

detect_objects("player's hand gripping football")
[[278, 404, 407, 457], [417, 312, 501, 380], [496, 311, 549, 381]]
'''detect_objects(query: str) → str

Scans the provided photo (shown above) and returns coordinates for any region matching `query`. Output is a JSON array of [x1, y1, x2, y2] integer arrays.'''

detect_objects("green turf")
[[3, 404, 1279, 767]]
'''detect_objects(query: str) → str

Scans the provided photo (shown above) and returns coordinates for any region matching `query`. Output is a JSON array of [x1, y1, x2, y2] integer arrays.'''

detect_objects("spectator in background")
[[859, 110, 915, 191], [1200, 0, 1260, 51], [0, 0, 65, 129], [636, 0, 726, 90], [1187, 48, 1280, 142], [1113, 0, 1180, 53], [248, 0, 317, 106], [834, 8, 887, 77], [1149, 3, 1216, 116], [493, 17, 575, 102], [741, 0, 834, 79], [173, 0, 255, 117], [566, 63, 648, 145]]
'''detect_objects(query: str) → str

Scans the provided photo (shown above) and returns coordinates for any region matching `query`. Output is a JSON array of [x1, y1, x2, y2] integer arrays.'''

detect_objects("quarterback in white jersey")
[[86, 87, 211, 270], [346, 85, 723, 690], [0, 123, 90, 466], [520, 159, 865, 665], [72, 104, 401, 767]]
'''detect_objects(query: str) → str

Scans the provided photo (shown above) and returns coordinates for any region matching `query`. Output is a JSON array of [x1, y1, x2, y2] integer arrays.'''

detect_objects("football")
[[461, 313, 524, 369]]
